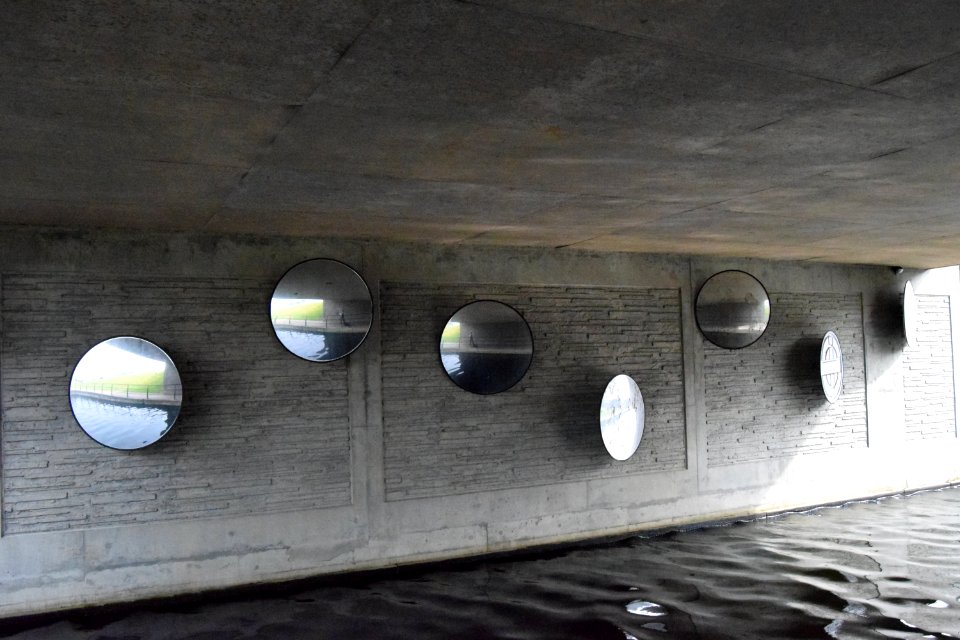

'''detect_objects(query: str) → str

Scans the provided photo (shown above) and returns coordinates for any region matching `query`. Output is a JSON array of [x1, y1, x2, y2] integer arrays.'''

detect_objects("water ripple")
[[4, 487, 960, 639]]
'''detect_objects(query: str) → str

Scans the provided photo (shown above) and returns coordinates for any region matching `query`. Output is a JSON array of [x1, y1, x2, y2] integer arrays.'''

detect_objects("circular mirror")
[[600, 374, 645, 461], [270, 259, 373, 362], [69, 337, 182, 450], [820, 331, 844, 404], [903, 280, 918, 347], [695, 270, 771, 349], [439, 300, 533, 394]]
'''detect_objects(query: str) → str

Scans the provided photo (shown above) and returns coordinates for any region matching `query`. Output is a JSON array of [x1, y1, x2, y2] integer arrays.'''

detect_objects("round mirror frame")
[[819, 331, 844, 404], [439, 300, 534, 395], [600, 374, 645, 461], [695, 269, 772, 349], [270, 258, 373, 363], [69, 336, 183, 450]]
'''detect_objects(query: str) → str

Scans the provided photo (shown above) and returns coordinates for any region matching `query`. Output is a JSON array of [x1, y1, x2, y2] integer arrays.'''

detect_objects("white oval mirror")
[[600, 374, 645, 461], [820, 331, 844, 404]]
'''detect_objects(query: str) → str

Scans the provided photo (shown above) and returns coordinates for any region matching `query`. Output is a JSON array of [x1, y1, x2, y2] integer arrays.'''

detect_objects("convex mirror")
[[69, 336, 182, 450], [440, 300, 533, 394], [819, 331, 844, 403], [600, 374, 645, 461], [270, 259, 373, 362], [696, 270, 771, 349], [903, 280, 918, 347]]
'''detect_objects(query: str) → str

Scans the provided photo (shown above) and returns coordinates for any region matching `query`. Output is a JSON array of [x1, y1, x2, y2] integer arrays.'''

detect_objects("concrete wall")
[[1, 227, 958, 618]]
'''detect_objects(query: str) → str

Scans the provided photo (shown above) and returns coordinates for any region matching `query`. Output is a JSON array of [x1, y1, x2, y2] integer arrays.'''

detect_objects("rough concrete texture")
[[380, 282, 685, 500], [1, 274, 352, 534], [704, 292, 867, 466], [1, 228, 959, 618], [2, 2, 960, 266]]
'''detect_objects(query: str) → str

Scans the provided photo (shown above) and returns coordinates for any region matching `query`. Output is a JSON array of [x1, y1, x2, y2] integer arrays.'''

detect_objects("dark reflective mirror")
[[696, 270, 771, 349], [903, 280, 918, 347], [69, 337, 182, 450], [270, 259, 373, 362], [439, 300, 533, 394], [600, 374, 645, 461], [820, 331, 844, 404]]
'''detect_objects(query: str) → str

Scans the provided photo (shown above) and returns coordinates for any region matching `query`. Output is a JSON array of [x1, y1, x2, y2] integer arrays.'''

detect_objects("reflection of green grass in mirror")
[[73, 370, 166, 394], [440, 321, 461, 346], [272, 300, 325, 321]]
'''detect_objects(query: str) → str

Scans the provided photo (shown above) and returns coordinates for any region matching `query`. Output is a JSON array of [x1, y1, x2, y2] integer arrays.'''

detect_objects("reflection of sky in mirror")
[[72, 341, 168, 385]]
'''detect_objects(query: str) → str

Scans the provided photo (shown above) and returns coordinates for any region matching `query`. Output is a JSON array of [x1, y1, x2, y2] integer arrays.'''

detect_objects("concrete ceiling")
[[3, 1, 960, 267]]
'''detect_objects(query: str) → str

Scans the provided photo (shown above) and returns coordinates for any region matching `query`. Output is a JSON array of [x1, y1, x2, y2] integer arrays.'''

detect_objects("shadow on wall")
[[547, 366, 615, 466], [786, 337, 825, 402], [870, 288, 909, 346]]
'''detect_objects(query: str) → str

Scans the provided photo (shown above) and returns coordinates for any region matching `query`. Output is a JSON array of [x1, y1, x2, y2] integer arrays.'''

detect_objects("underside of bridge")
[[3, 0, 960, 267]]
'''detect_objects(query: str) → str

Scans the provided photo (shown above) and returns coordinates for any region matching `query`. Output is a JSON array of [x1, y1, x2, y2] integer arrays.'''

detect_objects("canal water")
[[4, 485, 959, 639], [69, 398, 177, 449]]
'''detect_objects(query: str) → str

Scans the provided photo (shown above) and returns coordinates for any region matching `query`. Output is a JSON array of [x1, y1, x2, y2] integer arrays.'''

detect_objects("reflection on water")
[[440, 352, 530, 394], [71, 397, 178, 450], [625, 600, 667, 617], [274, 329, 367, 363], [275, 329, 328, 361], [5, 486, 960, 639]]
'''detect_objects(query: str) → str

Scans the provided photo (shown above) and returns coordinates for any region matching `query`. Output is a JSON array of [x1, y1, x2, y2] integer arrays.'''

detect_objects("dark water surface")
[[5, 486, 960, 639]]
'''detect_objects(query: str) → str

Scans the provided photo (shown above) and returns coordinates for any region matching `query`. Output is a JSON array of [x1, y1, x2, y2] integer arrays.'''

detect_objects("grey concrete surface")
[[0, 228, 958, 618], [2, 2, 960, 266]]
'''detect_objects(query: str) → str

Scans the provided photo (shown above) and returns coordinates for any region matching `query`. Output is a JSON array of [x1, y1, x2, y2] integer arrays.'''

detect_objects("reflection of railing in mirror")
[[440, 332, 531, 354], [271, 311, 370, 333], [71, 381, 182, 406]]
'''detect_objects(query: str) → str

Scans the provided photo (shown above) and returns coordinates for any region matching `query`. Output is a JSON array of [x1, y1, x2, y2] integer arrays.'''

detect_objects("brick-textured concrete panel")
[[381, 282, 686, 501], [904, 295, 956, 440], [1, 274, 352, 535], [705, 293, 867, 466]]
